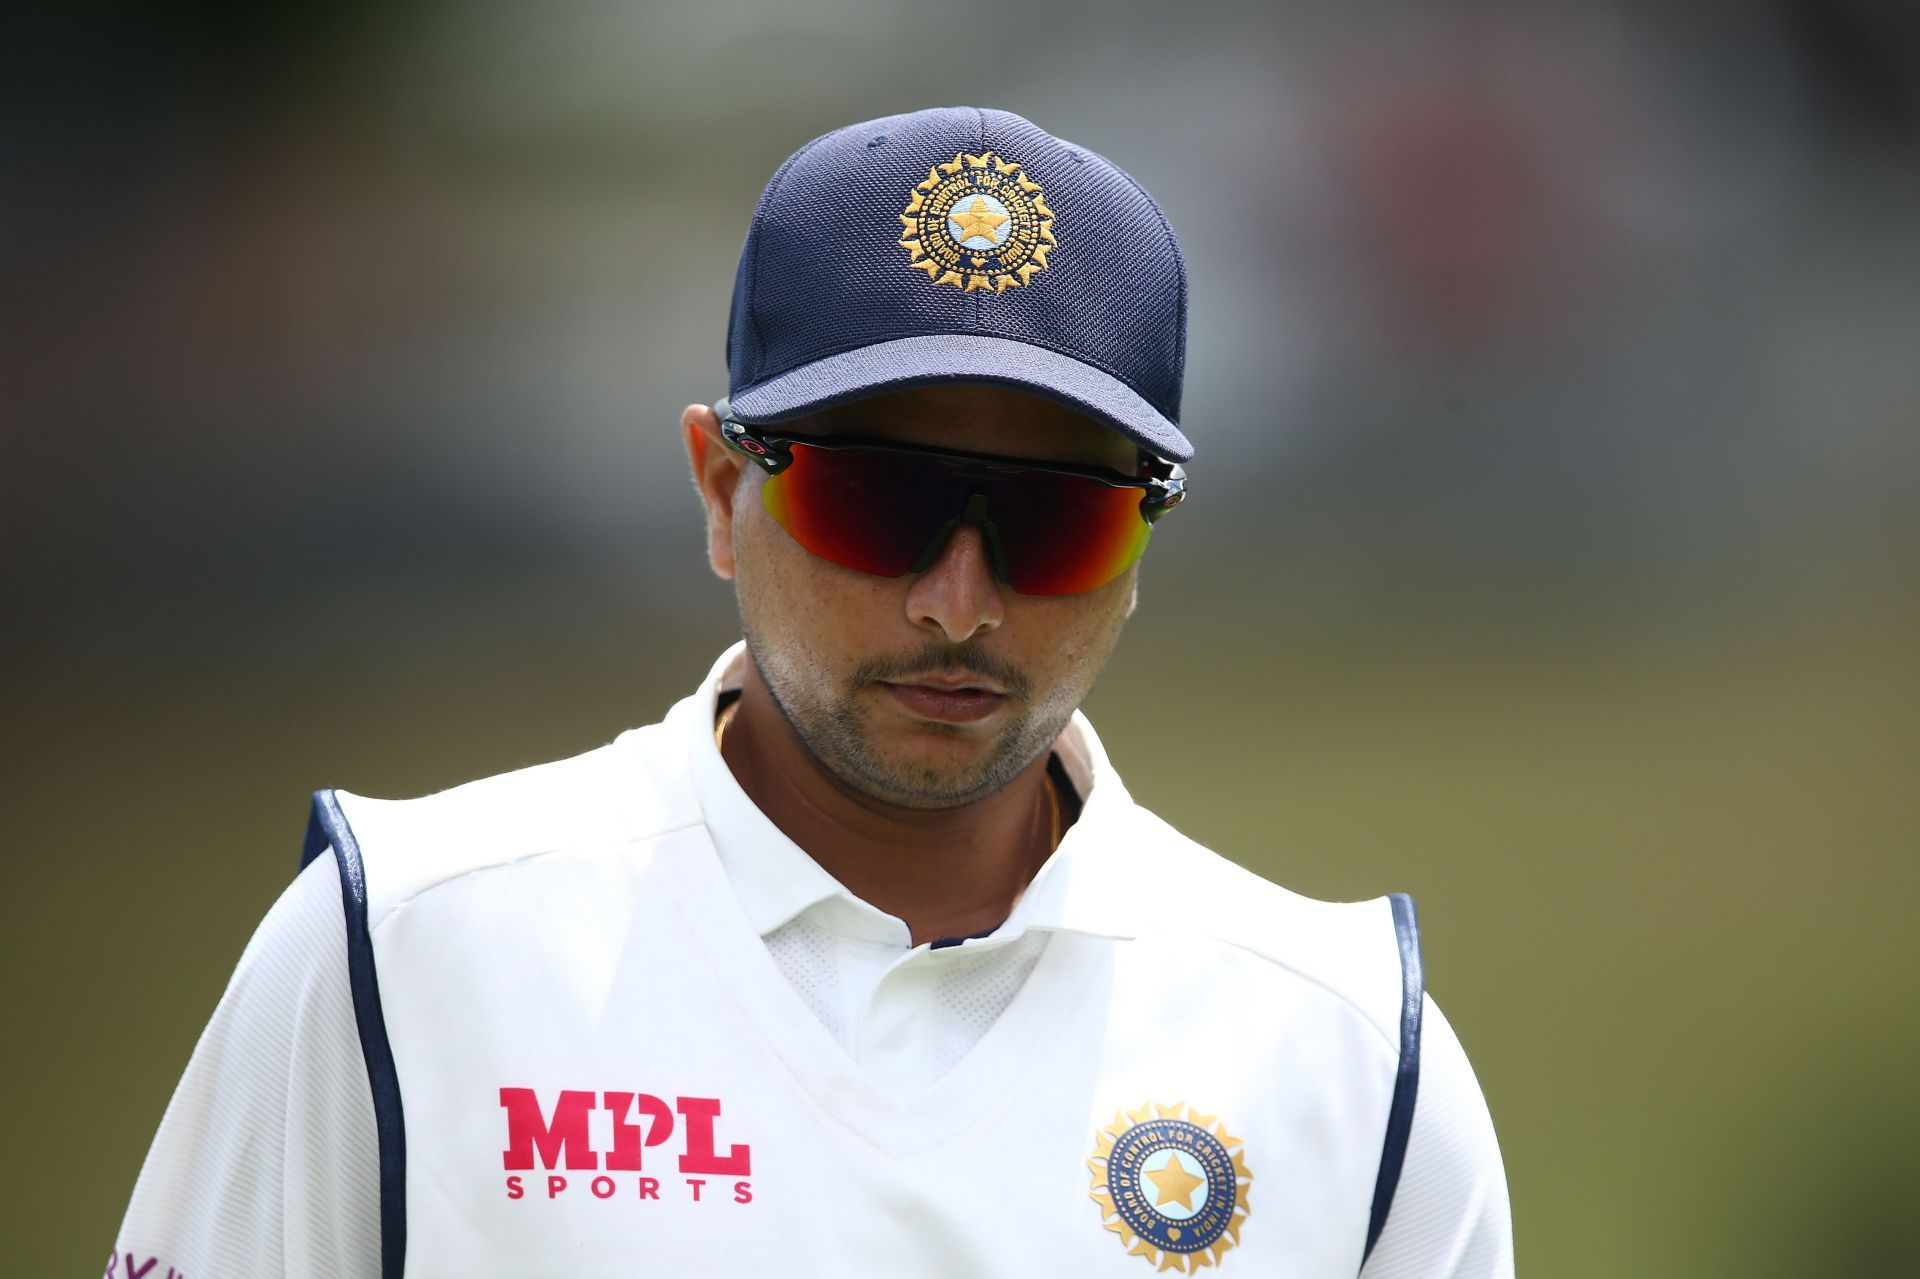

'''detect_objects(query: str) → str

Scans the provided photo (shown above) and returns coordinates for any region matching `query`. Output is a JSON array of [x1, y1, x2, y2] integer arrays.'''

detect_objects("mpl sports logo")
[[500, 1087, 754, 1206]]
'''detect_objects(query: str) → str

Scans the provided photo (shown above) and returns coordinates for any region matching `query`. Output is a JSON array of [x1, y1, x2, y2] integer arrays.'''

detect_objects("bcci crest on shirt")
[[1088, 1103, 1253, 1272], [898, 151, 1056, 293]]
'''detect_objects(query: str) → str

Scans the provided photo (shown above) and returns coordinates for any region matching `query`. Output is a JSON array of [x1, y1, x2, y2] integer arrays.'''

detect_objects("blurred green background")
[[4, 0, 1916, 1272]]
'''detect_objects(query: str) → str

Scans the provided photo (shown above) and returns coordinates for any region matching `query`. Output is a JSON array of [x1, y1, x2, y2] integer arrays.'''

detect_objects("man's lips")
[[877, 675, 1009, 724]]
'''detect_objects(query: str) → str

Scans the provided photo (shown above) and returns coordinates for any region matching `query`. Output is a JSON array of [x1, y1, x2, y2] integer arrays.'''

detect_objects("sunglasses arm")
[[1142, 455, 1188, 522], [714, 405, 795, 476]]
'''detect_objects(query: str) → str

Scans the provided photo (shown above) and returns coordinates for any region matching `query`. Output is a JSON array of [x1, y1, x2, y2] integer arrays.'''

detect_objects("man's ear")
[[684, 403, 748, 580]]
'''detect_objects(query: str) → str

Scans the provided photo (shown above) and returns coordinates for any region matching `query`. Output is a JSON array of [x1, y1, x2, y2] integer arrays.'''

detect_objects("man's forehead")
[[784, 383, 1139, 470]]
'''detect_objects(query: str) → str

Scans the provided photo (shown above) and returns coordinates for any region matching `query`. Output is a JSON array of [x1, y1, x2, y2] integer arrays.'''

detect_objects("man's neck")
[[717, 664, 1059, 947]]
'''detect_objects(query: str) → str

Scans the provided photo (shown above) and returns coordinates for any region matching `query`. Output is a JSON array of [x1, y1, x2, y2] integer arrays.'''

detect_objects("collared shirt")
[[113, 644, 1513, 1278], [692, 647, 1094, 1096]]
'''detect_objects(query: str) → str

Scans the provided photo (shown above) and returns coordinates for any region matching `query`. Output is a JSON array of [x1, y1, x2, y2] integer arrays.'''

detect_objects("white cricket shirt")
[[113, 645, 1512, 1277]]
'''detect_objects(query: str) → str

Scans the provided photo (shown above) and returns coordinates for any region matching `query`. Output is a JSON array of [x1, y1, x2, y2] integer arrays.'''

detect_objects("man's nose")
[[905, 522, 1005, 644]]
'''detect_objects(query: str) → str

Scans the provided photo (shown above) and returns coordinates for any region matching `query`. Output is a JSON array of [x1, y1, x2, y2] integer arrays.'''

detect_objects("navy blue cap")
[[725, 106, 1192, 461]]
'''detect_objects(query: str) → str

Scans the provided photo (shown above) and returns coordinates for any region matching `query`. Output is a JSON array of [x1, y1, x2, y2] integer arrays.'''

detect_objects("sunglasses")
[[713, 398, 1187, 596]]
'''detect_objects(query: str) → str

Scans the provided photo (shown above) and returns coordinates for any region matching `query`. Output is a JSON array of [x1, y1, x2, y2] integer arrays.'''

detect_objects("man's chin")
[[826, 735, 1027, 811], [849, 755, 1004, 810]]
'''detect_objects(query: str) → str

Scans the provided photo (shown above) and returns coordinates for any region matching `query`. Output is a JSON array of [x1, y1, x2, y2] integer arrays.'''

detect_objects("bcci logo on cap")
[[1088, 1103, 1253, 1272], [898, 151, 1056, 293]]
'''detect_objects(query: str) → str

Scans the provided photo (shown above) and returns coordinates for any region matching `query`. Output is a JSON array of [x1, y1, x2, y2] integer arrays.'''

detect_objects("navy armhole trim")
[[1363, 891, 1424, 1267], [303, 790, 408, 1279]]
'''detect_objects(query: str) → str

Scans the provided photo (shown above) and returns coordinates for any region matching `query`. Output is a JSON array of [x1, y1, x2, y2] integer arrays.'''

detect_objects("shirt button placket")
[[859, 949, 945, 1094]]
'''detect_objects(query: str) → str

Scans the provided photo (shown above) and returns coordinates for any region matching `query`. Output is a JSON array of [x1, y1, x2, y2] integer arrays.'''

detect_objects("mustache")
[[850, 640, 1031, 699]]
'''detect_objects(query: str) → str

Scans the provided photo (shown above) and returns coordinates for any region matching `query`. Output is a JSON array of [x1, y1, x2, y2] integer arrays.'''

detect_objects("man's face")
[[690, 383, 1143, 810]]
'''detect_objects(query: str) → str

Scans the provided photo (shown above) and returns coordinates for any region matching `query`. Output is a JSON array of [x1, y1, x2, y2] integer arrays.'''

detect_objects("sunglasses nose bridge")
[[905, 489, 1011, 585]]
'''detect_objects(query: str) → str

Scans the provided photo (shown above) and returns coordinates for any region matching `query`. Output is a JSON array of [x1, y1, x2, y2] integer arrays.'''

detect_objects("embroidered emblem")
[[897, 151, 1056, 293], [1088, 1103, 1252, 1272]]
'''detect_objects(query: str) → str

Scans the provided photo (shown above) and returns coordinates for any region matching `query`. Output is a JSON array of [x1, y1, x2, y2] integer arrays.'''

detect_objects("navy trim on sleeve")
[[303, 790, 408, 1279], [1363, 891, 1425, 1266]]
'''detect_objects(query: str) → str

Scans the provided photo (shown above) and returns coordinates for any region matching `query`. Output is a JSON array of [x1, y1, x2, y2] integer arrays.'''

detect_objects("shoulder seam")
[[1201, 932, 1402, 1055], [364, 816, 709, 926]]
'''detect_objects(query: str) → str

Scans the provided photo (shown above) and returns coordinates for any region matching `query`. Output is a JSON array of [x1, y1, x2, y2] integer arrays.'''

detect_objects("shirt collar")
[[685, 644, 851, 938], [680, 643, 1153, 946]]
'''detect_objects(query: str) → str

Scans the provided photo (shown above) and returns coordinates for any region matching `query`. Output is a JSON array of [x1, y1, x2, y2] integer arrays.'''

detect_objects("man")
[[113, 106, 1512, 1277]]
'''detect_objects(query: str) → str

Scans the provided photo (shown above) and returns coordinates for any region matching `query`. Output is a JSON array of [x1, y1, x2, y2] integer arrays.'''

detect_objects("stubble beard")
[[743, 624, 1069, 811]]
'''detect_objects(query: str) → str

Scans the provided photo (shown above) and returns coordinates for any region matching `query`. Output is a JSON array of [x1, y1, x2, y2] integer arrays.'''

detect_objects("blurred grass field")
[[6, 564, 1913, 1274]]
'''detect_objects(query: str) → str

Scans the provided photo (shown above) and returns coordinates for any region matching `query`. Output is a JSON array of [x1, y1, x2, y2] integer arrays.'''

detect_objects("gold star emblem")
[[1144, 1153, 1206, 1213], [1089, 1104, 1251, 1273], [899, 151, 1054, 293], [949, 196, 1008, 245]]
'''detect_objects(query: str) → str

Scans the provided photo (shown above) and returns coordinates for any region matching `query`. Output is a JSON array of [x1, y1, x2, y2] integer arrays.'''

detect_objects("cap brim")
[[726, 334, 1193, 462]]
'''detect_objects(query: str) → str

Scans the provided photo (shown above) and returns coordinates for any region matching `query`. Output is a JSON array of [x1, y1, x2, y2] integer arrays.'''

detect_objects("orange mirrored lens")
[[989, 476, 1152, 594], [760, 444, 951, 577]]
